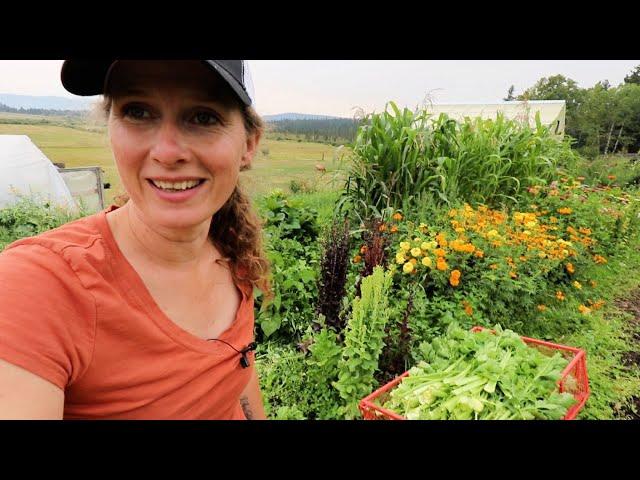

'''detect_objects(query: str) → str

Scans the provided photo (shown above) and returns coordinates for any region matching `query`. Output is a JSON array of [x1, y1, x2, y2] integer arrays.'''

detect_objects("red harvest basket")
[[359, 326, 590, 420]]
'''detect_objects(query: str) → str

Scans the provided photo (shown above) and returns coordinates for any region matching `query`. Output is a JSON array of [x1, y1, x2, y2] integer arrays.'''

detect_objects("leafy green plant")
[[384, 323, 576, 420], [333, 266, 394, 419], [258, 189, 319, 246]]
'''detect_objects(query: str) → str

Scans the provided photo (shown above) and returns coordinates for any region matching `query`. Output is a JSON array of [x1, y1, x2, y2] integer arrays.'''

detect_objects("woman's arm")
[[239, 365, 267, 420]]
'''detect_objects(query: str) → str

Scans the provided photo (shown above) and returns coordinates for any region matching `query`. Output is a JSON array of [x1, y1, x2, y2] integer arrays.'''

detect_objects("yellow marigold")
[[400, 241, 411, 251], [455, 227, 465, 234], [550, 216, 558, 223], [578, 304, 591, 315], [410, 247, 422, 258], [436, 258, 448, 271], [436, 233, 448, 248], [449, 209, 458, 217], [487, 229, 499, 238], [403, 262, 414, 274], [396, 253, 406, 264], [421, 241, 430, 251], [390, 225, 398, 233], [392, 212, 403, 221], [418, 223, 428, 233], [566, 263, 575, 274], [573, 281, 582, 290], [556, 291, 565, 301], [537, 305, 547, 312], [449, 269, 461, 287], [434, 248, 447, 258], [509, 271, 518, 279], [421, 256, 432, 267], [557, 207, 572, 215], [353, 255, 362, 264]]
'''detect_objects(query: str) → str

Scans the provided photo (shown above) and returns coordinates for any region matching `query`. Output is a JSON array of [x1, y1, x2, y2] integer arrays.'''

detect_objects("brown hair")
[[101, 96, 272, 298]]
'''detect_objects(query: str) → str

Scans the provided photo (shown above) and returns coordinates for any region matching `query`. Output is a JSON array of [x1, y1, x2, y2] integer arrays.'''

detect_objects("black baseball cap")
[[60, 60, 255, 107]]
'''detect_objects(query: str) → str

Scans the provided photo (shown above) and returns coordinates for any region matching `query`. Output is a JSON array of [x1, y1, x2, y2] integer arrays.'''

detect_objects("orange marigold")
[[392, 212, 403, 221], [449, 269, 461, 287], [566, 262, 575, 274]]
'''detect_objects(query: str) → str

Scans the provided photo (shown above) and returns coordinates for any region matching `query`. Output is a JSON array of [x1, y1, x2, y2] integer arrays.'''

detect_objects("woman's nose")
[[149, 120, 190, 166]]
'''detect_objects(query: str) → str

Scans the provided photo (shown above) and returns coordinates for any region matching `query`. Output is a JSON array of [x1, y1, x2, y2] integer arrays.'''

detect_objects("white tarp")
[[425, 100, 566, 135], [0, 135, 77, 210]]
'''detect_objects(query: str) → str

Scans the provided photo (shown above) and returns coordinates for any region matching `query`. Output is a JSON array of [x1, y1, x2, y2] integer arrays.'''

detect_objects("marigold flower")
[[489, 264, 498, 270], [557, 207, 572, 215], [360, 245, 368, 254], [392, 212, 403, 221], [463, 301, 473, 316], [436, 233, 448, 248], [411, 247, 422, 258], [573, 281, 582, 290], [593, 254, 607, 264], [421, 257, 432, 267], [403, 262, 414, 274], [353, 255, 362, 264], [410, 258, 418, 265], [455, 227, 465, 234], [400, 241, 411, 251], [550, 216, 558, 223], [390, 225, 398, 233], [436, 258, 448, 271], [378, 224, 387, 232], [566, 262, 575, 274], [578, 304, 591, 315], [434, 248, 447, 258], [590, 280, 597, 287], [449, 269, 461, 287], [474, 249, 484, 258], [418, 223, 428, 233], [509, 271, 517, 279], [608, 175, 616, 180], [537, 305, 547, 312], [556, 291, 565, 301], [396, 253, 406, 264]]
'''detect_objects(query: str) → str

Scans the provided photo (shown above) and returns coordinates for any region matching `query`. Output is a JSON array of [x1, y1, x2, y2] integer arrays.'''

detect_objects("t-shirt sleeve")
[[0, 244, 96, 390]]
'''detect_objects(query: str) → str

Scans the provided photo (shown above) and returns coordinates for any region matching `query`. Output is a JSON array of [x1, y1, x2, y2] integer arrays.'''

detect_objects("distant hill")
[[263, 112, 346, 122], [0, 94, 94, 111]]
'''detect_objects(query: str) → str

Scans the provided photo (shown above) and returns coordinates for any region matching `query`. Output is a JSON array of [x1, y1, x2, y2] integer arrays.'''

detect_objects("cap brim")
[[61, 60, 115, 96], [61, 60, 252, 107]]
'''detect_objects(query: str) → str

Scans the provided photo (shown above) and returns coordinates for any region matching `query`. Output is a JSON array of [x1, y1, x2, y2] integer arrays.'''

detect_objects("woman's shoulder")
[[1, 209, 113, 287]]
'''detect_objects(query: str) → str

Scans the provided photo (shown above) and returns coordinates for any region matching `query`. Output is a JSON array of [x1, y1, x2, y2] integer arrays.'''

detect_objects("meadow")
[[0, 113, 344, 204]]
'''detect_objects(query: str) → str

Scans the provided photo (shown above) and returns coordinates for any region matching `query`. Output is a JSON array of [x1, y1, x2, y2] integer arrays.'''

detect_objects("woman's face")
[[106, 60, 259, 232]]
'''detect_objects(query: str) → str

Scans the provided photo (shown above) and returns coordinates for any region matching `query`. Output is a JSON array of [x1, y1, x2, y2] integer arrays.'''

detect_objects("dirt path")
[[613, 289, 640, 419]]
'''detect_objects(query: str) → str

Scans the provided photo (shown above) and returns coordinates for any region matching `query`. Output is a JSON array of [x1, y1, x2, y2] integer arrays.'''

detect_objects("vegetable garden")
[[2, 102, 640, 419]]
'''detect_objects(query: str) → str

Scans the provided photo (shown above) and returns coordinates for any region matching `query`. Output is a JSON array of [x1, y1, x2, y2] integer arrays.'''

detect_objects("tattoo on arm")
[[240, 396, 254, 420]]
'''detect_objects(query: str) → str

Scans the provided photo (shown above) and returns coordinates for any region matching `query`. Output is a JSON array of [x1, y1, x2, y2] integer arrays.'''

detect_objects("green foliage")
[[0, 197, 83, 250], [334, 266, 394, 418], [258, 189, 319, 245], [384, 323, 576, 420], [338, 102, 577, 224]]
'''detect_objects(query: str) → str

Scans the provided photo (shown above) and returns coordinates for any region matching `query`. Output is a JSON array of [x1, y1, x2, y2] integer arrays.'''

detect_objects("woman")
[[0, 60, 270, 419]]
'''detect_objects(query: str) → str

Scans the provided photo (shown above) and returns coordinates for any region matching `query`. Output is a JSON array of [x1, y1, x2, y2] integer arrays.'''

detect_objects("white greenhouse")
[[425, 100, 566, 135]]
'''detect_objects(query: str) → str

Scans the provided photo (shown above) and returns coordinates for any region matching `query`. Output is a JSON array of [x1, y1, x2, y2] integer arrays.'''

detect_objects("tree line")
[[506, 65, 640, 156], [0, 103, 86, 118], [267, 118, 361, 144]]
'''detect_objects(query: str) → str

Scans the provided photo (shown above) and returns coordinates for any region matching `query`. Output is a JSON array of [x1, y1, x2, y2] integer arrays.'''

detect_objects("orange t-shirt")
[[0, 206, 255, 419]]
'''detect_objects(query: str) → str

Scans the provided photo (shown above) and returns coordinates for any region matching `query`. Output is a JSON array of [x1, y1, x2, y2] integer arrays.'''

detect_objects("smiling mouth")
[[148, 179, 206, 192]]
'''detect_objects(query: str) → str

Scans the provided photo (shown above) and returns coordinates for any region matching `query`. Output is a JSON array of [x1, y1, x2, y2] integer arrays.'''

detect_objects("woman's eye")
[[192, 111, 219, 126], [123, 105, 150, 120]]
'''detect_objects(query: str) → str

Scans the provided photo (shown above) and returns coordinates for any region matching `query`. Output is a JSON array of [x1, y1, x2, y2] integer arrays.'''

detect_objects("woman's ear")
[[240, 129, 262, 171]]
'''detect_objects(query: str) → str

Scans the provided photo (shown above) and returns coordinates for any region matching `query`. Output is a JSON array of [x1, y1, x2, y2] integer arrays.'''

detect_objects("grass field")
[[0, 117, 349, 204]]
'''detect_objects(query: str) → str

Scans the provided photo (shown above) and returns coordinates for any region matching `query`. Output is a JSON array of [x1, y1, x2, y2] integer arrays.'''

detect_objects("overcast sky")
[[0, 60, 638, 117]]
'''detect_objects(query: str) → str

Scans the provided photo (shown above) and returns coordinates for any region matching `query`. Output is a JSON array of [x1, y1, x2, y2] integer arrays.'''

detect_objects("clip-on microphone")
[[239, 342, 258, 368]]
